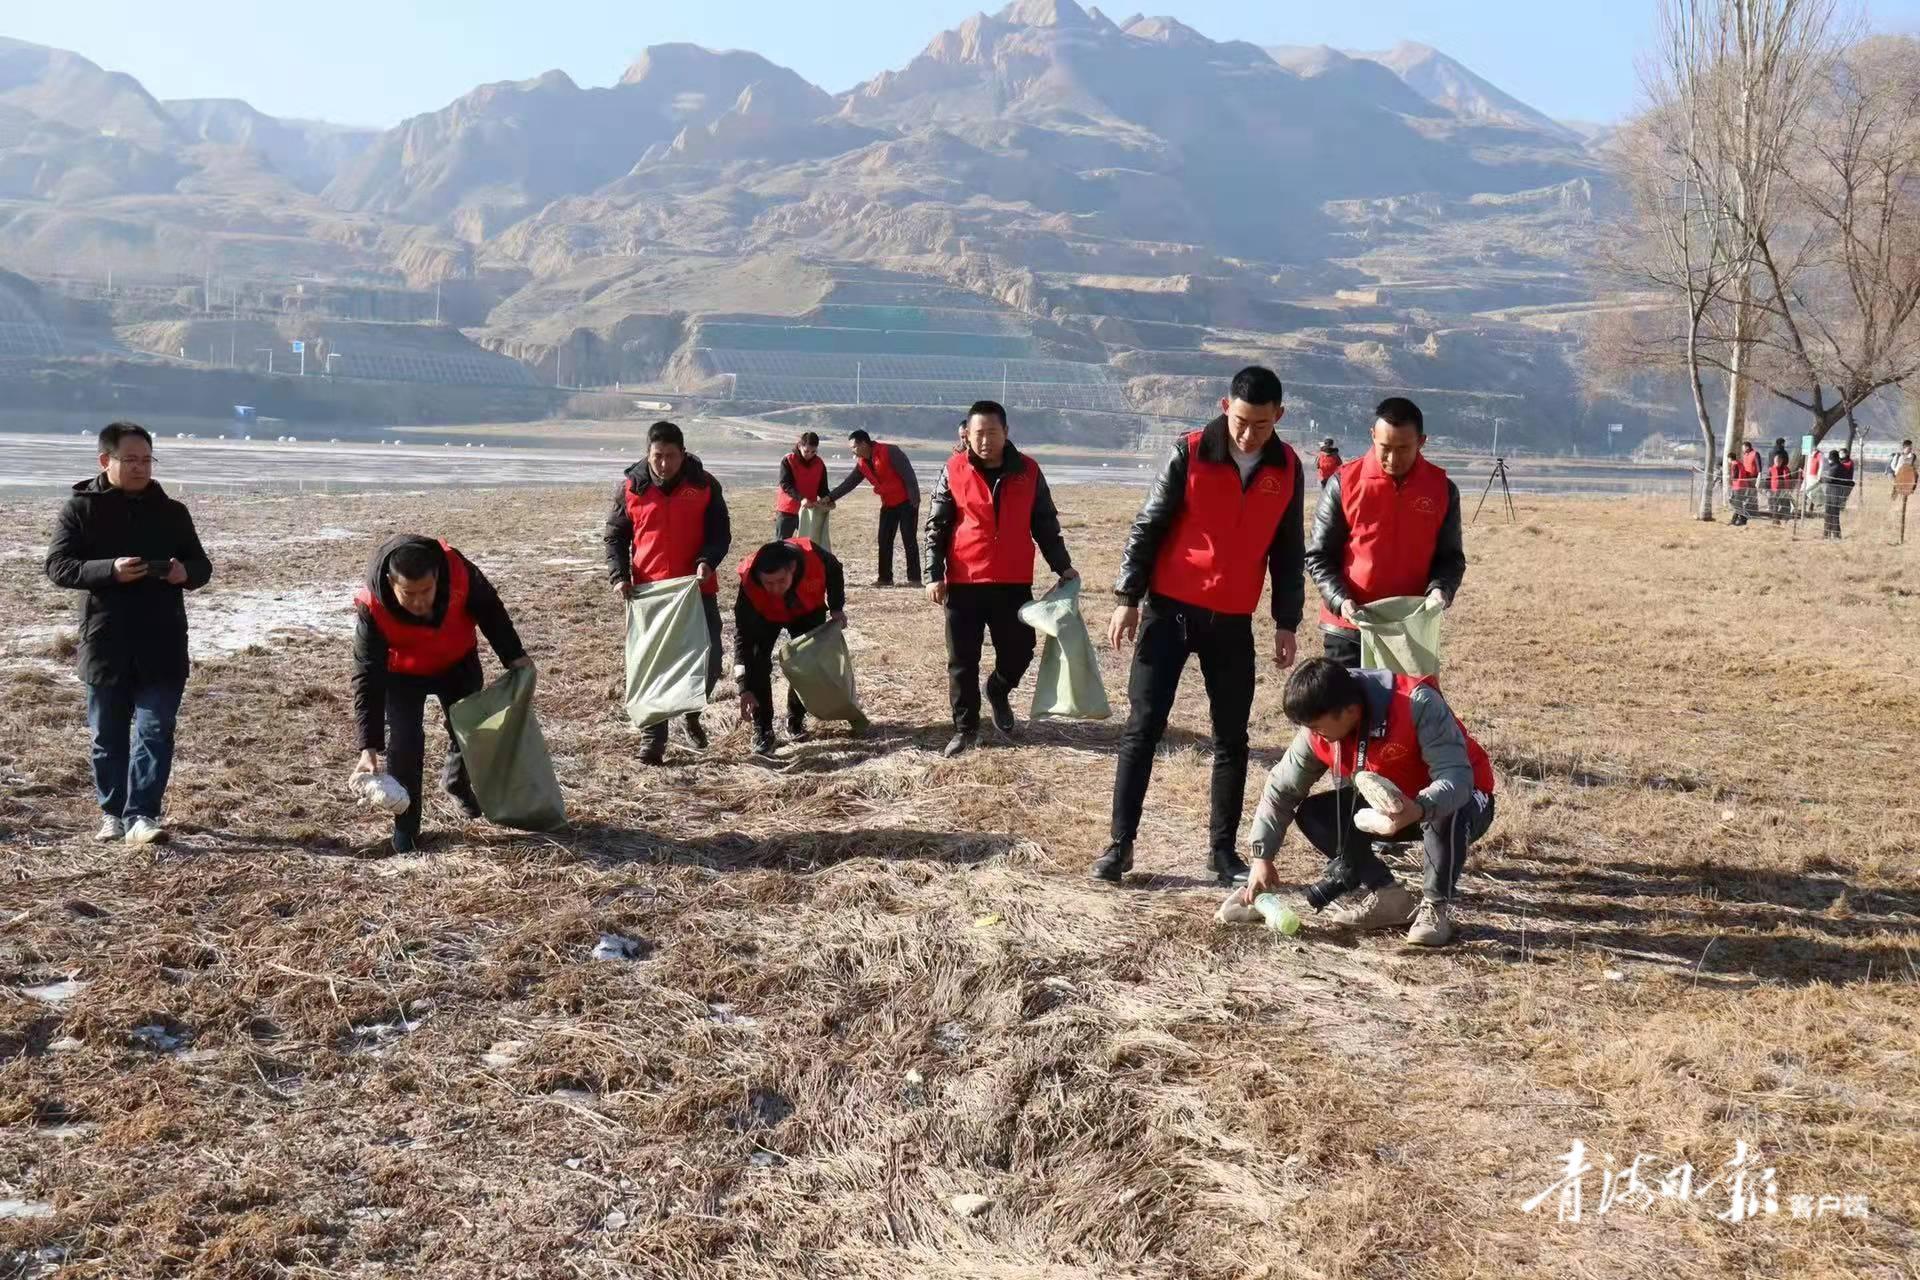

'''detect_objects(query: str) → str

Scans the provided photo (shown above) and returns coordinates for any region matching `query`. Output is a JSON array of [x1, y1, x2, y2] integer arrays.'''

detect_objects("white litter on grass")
[[603, 1208, 630, 1231], [592, 933, 647, 961], [21, 979, 86, 1004], [32, 1123, 97, 1141], [950, 1194, 993, 1219], [707, 1003, 758, 1028], [351, 1018, 422, 1042], [1604, 969, 1627, 982], [188, 584, 357, 659], [0, 1199, 54, 1220], [482, 1040, 526, 1069], [130, 1025, 186, 1052]]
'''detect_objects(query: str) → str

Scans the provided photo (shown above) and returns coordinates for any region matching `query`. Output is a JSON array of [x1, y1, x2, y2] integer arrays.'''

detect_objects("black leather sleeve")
[[1114, 440, 1189, 603]]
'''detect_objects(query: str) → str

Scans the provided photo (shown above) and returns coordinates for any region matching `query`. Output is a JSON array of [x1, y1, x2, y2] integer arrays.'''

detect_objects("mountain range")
[[0, 4, 1649, 447]]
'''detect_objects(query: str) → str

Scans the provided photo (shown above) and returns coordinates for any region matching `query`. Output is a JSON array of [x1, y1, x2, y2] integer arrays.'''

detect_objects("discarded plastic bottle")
[[1253, 893, 1301, 936]]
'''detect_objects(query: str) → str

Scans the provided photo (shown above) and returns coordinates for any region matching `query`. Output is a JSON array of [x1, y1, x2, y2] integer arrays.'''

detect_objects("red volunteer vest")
[[858, 445, 910, 508], [1308, 673, 1497, 801], [626, 475, 717, 597], [1317, 453, 1341, 484], [1150, 431, 1299, 615], [1319, 453, 1450, 630], [1732, 453, 1759, 490], [737, 538, 829, 624], [944, 451, 1040, 585], [355, 540, 479, 677], [1768, 462, 1790, 492], [775, 453, 827, 515]]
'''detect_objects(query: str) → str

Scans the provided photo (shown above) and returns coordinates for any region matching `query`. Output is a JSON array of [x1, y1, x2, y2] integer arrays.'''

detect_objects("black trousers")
[[877, 502, 921, 585], [1109, 595, 1256, 856], [943, 583, 1036, 732], [644, 593, 724, 744], [1295, 787, 1497, 906], [1320, 625, 1362, 669], [735, 606, 822, 732], [773, 512, 799, 540], [1823, 497, 1845, 539], [384, 651, 484, 841]]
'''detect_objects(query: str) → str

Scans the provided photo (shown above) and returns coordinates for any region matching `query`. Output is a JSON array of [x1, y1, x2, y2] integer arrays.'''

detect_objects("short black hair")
[[388, 541, 440, 581], [798, 431, 820, 448], [1903, 438, 1913, 447], [752, 540, 802, 582], [99, 421, 153, 454], [848, 429, 873, 445], [648, 421, 685, 449], [966, 399, 1009, 428], [1229, 366, 1284, 407], [1320, 437, 1338, 450], [1375, 397, 1424, 436], [1282, 658, 1366, 726]]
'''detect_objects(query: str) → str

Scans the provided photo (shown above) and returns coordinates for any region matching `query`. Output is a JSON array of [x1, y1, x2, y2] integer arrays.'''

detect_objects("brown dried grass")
[[0, 482, 1915, 1278]]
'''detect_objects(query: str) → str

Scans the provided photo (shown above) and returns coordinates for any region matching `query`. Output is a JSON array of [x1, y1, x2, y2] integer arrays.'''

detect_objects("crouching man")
[[1242, 658, 1497, 946], [733, 537, 847, 757], [351, 536, 532, 853]]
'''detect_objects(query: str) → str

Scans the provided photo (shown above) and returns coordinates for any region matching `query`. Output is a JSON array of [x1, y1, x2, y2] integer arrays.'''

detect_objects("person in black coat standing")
[[43, 422, 213, 846]]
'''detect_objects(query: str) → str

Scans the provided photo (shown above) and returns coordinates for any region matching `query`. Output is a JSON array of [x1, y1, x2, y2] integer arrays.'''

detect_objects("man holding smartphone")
[[44, 422, 213, 846]]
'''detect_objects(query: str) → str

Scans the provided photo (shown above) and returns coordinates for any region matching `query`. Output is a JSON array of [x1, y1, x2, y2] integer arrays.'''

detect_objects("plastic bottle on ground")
[[1253, 894, 1301, 935]]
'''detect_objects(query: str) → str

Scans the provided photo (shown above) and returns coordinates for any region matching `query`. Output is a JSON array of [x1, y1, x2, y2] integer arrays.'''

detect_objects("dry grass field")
[[1, 476, 1916, 1279]]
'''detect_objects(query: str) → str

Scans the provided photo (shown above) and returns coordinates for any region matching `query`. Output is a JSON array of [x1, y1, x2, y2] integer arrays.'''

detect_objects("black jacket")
[[1306, 463, 1466, 627], [44, 475, 213, 685], [922, 444, 1074, 584], [351, 536, 526, 751], [735, 541, 848, 624], [1113, 417, 1307, 627], [602, 455, 733, 586], [828, 443, 921, 508], [778, 454, 833, 505]]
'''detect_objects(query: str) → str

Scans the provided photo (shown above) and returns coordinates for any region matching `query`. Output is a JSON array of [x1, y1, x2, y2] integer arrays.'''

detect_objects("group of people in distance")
[[43, 365, 1495, 945], [1727, 434, 1891, 539]]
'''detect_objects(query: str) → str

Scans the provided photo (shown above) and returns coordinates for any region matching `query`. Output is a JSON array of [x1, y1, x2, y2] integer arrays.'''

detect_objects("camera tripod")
[[1473, 457, 1517, 525]]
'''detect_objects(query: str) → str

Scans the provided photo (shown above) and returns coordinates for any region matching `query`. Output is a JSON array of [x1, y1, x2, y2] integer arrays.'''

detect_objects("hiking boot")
[[751, 729, 779, 759], [1090, 841, 1134, 884], [124, 816, 167, 846], [1323, 881, 1420, 932], [943, 731, 976, 758], [640, 733, 668, 767], [786, 713, 811, 742], [391, 826, 418, 855], [1406, 899, 1455, 947], [1211, 848, 1250, 888], [870, 577, 894, 588], [95, 815, 126, 842], [986, 684, 1018, 735], [683, 713, 709, 750]]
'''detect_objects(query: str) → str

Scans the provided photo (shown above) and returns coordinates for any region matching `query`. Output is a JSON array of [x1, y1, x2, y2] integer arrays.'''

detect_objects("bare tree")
[[1727, 36, 1920, 447]]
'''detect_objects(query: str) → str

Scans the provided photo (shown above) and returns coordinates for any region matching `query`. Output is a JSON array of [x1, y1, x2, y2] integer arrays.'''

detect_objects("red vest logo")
[[1411, 496, 1439, 516], [1375, 743, 1411, 765], [1256, 474, 1287, 495]]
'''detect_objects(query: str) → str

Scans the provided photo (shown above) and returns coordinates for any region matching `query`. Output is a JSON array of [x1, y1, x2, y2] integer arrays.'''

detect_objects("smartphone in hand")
[[144, 558, 172, 577]]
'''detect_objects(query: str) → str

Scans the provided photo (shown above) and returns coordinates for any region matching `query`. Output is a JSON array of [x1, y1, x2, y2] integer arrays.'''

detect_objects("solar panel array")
[[0, 283, 62, 358], [700, 349, 1132, 413], [810, 305, 1033, 337], [329, 349, 543, 388]]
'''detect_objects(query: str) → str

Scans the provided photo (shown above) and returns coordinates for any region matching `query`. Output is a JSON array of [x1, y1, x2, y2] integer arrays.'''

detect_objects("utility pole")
[[855, 361, 861, 406], [435, 280, 442, 324], [1002, 362, 1008, 403]]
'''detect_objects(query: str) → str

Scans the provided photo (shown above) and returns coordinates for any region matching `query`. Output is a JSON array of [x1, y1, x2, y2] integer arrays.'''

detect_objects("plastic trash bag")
[[1018, 578, 1111, 720], [447, 666, 566, 831], [348, 771, 410, 815], [623, 576, 711, 729], [777, 618, 869, 727], [795, 505, 831, 553], [1353, 595, 1443, 677]]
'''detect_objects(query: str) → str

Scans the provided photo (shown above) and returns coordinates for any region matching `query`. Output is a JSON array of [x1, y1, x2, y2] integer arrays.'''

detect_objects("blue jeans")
[[86, 678, 185, 820]]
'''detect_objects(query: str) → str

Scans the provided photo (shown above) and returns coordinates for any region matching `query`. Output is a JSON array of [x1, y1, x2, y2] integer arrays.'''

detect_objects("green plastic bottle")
[[1253, 893, 1301, 935]]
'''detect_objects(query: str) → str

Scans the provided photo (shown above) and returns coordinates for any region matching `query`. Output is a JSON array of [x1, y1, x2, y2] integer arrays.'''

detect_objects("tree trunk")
[[1723, 280, 1751, 508], [1686, 309, 1718, 520]]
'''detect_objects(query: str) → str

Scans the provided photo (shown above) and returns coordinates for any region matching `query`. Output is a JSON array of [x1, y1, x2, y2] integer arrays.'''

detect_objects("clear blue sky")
[[10, 0, 1920, 129]]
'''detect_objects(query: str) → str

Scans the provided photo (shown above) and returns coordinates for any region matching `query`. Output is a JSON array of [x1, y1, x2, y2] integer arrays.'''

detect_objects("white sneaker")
[[124, 817, 168, 846], [1407, 899, 1455, 947], [1324, 880, 1420, 931], [95, 815, 126, 842]]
